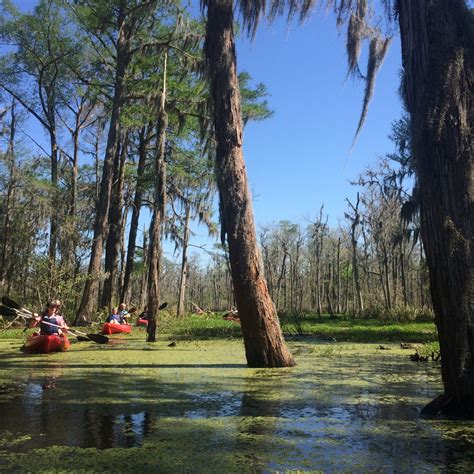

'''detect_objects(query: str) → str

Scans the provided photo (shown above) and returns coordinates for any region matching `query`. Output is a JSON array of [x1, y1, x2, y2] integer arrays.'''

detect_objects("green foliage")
[[279, 313, 437, 343], [360, 304, 434, 322], [157, 311, 243, 339], [118, 310, 441, 344], [239, 71, 274, 125]]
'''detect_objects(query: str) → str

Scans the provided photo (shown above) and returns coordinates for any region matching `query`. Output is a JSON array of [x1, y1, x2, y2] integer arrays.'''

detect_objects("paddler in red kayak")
[[106, 303, 129, 324], [117, 303, 130, 323], [106, 307, 120, 324], [32, 299, 69, 336]]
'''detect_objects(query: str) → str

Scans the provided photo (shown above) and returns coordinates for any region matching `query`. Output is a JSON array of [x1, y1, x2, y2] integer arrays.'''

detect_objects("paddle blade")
[[86, 333, 109, 344], [0, 304, 19, 318], [159, 302, 168, 310], [1, 296, 22, 310], [76, 335, 91, 342]]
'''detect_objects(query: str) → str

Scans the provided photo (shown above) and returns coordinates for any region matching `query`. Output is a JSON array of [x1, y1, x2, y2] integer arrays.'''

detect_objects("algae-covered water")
[[0, 332, 473, 472]]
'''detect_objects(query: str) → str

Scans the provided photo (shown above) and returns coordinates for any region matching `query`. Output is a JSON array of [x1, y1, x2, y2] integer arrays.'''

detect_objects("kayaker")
[[138, 306, 149, 321], [106, 307, 121, 324], [33, 299, 69, 336], [117, 303, 130, 324]]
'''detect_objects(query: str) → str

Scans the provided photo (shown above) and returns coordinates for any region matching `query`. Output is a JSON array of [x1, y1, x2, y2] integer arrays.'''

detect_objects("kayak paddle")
[[0, 302, 109, 344], [39, 320, 109, 344]]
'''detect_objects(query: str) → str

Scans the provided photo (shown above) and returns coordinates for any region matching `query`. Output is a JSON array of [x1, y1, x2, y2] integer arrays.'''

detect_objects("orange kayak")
[[136, 318, 148, 326], [23, 333, 71, 353], [102, 323, 132, 335]]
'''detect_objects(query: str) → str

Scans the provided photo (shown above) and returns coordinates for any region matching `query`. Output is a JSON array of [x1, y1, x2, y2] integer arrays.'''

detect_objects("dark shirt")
[[106, 314, 121, 323], [40, 316, 59, 335]]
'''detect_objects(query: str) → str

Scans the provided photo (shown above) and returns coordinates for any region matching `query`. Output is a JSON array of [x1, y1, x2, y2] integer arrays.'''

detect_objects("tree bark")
[[0, 100, 16, 284], [205, 0, 294, 367], [147, 52, 168, 343], [177, 202, 191, 318], [48, 126, 59, 264], [336, 237, 341, 313], [348, 195, 364, 314], [139, 228, 149, 309], [101, 132, 128, 310], [121, 126, 150, 303], [74, 8, 128, 324], [398, 0, 474, 416]]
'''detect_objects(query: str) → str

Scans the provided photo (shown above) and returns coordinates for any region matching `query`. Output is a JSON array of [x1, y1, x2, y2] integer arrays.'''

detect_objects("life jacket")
[[106, 314, 121, 323], [118, 310, 129, 324], [40, 316, 59, 335]]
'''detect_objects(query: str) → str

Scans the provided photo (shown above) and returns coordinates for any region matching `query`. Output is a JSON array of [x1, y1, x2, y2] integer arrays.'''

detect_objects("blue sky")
[[235, 13, 403, 227], [185, 7, 404, 259], [12, 0, 404, 262]]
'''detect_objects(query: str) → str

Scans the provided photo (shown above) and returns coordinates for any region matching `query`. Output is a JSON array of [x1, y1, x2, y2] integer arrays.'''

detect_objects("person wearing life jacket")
[[138, 306, 149, 321], [106, 307, 121, 324], [34, 299, 69, 336], [117, 303, 130, 324]]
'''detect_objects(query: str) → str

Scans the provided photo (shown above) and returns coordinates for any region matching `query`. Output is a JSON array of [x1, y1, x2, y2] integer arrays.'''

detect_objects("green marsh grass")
[[153, 310, 438, 344]]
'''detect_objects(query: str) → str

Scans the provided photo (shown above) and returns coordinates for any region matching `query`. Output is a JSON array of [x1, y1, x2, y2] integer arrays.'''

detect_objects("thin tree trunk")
[[139, 228, 148, 309], [382, 245, 391, 310], [351, 231, 363, 313], [348, 195, 364, 314], [276, 251, 287, 310], [316, 235, 323, 317], [336, 237, 341, 313], [48, 127, 59, 264], [400, 240, 408, 306], [326, 263, 335, 317], [177, 202, 191, 318], [398, 0, 474, 416], [205, 0, 294, 367]]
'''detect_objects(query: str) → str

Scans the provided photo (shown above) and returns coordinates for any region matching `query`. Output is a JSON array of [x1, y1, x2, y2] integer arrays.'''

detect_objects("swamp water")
[[0, 335, 473, 472]]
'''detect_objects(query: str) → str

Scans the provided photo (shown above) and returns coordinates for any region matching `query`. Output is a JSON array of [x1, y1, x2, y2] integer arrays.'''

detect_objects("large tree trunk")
[[102, 133, 128, 310], [147, 55, 168, 343], [74, 10, 128, 324], [121, 125, 150, 303], [398, 0, 473, 416], [146, 120, 167, 343], [0, 100, 16, 284], [204, 0, 294, 368]]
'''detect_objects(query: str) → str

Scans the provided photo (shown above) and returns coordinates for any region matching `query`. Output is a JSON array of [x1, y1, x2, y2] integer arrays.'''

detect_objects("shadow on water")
[[0, 339, 473, 472]]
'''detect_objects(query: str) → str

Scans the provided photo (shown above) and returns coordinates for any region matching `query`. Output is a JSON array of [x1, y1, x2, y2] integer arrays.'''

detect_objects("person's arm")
[[56, 315, 69, 330]]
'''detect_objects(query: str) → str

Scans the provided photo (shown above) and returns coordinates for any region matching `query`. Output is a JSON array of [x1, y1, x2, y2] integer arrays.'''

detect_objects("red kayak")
[[23, 333, 71, 354], [102, 323, 132, 335], [136, 318, 148, 326]]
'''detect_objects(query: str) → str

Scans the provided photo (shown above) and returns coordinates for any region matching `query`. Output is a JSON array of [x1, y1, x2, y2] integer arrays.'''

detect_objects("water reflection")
[[0, 342, 473, 472], [82, 410, 153, 448]]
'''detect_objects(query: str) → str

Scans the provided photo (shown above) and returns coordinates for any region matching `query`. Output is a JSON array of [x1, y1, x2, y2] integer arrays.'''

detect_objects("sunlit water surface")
[[0, 335, 473, 472]]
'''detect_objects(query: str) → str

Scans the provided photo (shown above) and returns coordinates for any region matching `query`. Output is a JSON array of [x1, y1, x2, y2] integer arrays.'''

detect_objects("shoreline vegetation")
[[0, 311, 438, 347]]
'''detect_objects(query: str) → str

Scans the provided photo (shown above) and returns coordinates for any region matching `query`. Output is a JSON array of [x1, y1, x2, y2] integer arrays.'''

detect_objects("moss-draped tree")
[[253, 0, 473, 413], [201, 0, 295, 368], [396, 0, 473, 417]]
